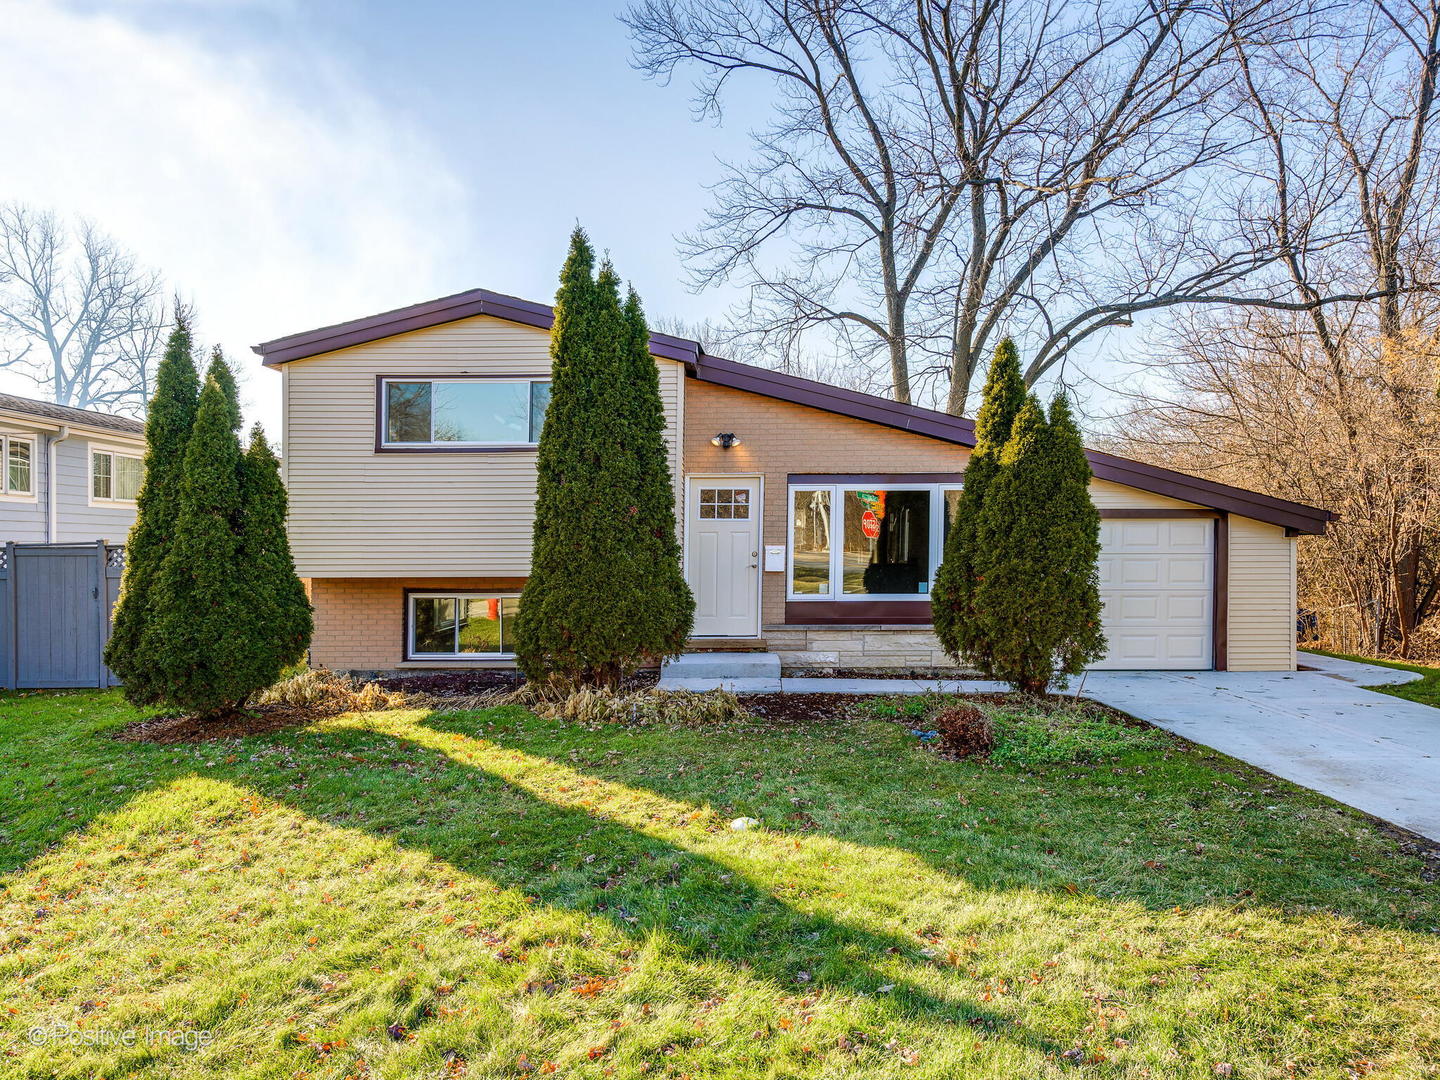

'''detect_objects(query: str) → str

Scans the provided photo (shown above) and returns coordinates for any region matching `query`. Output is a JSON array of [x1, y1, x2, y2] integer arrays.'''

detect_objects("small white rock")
[[730, 816, 761, 831]]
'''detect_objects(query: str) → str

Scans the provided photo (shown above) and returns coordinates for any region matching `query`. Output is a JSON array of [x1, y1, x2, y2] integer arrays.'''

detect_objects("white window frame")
[[0, 433, 37, 500], [379, 376, 551, 449], [786, 481, 964, 602], [406, 591, 520, 660], [89, 445, 144, 506]]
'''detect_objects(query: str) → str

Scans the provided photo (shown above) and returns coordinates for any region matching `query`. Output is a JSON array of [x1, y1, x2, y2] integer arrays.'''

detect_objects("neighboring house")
[[0, 392, 145, 545], [255, 288, 1333, 675]]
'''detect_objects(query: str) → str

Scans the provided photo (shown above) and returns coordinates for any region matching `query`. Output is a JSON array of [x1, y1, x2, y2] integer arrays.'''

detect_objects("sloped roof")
[[253, 288, 1334, 535], [0, 391, 144, 436]]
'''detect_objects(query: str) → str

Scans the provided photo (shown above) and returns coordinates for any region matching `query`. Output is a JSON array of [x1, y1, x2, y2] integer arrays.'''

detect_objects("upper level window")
[[93, 448, 143, 503], [1, 435, 34, 497], [788, 481, 962, 600], [382, 378, 551, 447]]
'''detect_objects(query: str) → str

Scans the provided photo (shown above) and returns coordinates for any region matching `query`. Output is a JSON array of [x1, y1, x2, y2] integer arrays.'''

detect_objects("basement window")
[[408, 593, 520, 659]]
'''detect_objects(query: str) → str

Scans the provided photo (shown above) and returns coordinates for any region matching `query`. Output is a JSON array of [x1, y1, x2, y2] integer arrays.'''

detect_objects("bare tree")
[[0, 204, 166, 414], [1108, 315, 1440, 658], [627, 0, 1384, 413]]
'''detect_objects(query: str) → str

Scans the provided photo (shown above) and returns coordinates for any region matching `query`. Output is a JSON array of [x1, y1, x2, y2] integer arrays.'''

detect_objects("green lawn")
[[1302, 648, 1440, 707], [1, 691, 1437, 1079]]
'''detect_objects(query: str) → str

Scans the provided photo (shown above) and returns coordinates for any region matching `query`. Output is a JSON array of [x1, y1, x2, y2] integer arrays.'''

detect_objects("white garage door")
[[1093, 518, 1214, 670]]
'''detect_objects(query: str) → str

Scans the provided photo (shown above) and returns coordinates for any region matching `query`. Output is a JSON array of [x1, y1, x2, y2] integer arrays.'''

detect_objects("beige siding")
[[1227, 515, 1297, 670], [281, 315, 684, 577], [1088, 479, 1203, 511]]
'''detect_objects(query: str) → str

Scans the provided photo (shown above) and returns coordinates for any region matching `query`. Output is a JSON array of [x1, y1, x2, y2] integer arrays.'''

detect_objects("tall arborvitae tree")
[[514, 228, 693, 687], [106, 314, 199, 705], [205, 346, 242, 434], [614, 285, 694, 660], [931, 338, 1026, 670], [969, 392, 1106, 693], [237, 425, 313, 690], [149, 373, 251, 715]]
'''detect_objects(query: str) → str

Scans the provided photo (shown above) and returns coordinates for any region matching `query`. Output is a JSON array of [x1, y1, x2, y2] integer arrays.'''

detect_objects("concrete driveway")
[[1079, 655, 1440, 843], [660, 651, 1440, 842]]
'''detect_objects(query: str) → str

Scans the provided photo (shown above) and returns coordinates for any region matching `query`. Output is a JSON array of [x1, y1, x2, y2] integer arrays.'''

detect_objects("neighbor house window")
[[382, 378, 551, 447], [787, 481, 963, 600], [92, 448, 143, 502], [1, 435, 34, 496], [408, 593, 520, 658]]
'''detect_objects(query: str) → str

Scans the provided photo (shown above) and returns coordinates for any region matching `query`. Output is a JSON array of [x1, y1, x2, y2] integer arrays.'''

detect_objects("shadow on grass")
[[242, 711, 1050, 1048]]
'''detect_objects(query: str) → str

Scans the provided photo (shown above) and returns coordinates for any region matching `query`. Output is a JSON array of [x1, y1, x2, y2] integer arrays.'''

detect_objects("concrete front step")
[[661, 651, 782, 680]]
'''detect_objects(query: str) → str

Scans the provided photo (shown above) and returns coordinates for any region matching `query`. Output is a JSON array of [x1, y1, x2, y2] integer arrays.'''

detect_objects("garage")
[[1093, 517, 1215, 669]]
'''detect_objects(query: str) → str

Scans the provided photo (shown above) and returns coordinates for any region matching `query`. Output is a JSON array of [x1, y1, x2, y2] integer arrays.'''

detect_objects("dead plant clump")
[[254, 669, 408, 713], [502, 683, 749, 727], [930, 704, 996, 759]]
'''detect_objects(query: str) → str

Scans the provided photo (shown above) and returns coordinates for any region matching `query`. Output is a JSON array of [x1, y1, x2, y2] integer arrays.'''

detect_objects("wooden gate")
[[0, 542, 124, 690]]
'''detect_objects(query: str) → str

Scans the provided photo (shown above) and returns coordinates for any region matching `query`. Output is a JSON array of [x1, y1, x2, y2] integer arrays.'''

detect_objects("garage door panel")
[[1093, 518, 1215, 670]]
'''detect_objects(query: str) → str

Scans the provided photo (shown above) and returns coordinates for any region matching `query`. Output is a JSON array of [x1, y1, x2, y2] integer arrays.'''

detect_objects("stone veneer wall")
[[765, 625, 968, 672]]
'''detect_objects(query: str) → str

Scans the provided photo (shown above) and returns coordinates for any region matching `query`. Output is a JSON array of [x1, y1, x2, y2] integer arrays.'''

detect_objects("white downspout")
[[47, 425, 70, 543]]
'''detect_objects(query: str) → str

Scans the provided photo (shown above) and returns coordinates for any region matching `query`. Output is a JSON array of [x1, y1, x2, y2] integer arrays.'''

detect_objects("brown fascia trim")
[[251, 284, 1332, 534], [252, 287, 702, 369], [697, 354, 1332, 535]]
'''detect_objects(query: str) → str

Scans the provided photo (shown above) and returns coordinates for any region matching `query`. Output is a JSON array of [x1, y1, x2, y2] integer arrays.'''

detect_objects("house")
[[0, 392, 145, 545], [254, 288, 1332, 675]]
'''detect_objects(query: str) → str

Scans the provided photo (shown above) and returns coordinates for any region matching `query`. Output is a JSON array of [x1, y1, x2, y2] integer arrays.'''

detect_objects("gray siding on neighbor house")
[[0, 429, 141, 544], [0, 422, 50, 543], [52, 435, 139, 543]]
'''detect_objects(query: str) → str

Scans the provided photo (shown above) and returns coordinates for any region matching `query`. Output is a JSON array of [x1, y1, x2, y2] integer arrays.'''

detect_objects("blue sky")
[[1, 0, 771, 434]]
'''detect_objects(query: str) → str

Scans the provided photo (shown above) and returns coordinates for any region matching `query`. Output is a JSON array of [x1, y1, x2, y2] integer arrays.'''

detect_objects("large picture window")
[[787, 481, 963, 600], [382, 378, 550, 447], [1, 435, 34, 496], [408, 593, 519, 658], [92, 448, 143, 502]]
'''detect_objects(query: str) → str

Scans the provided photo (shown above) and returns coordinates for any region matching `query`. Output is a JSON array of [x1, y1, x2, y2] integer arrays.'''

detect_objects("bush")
[[931, 704, 994, 759]]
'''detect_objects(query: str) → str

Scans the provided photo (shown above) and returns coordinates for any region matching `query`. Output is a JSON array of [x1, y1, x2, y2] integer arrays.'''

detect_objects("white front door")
[[687, 477, 761, 637], [1093, 518, 1215, 669]]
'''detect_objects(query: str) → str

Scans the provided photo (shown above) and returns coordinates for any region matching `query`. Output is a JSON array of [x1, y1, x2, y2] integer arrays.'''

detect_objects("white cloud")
[[0, 0, 471, 436]]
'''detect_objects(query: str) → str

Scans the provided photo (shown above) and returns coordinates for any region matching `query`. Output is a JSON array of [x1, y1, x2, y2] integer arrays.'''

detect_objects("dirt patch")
[[735, 693, 863, 723], [115, 703, 347, 745]]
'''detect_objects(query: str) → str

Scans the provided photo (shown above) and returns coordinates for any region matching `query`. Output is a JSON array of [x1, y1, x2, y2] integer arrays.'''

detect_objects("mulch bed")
[[114, 703, 351, 745], [371, 670, 661, 697], [785, 667, 982, 680]]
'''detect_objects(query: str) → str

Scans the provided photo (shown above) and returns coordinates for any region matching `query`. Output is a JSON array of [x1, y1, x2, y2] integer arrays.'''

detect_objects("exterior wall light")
[[711, 432, 741, 449]]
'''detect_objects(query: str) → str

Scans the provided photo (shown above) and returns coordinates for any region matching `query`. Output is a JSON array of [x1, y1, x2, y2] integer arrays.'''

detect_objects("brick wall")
[[307, 577, 525, 672], [683, 381, 969, 628]]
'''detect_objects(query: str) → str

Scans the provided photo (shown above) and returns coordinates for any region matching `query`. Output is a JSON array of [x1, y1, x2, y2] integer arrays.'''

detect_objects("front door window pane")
[[386, 382, 432, 442], [790, 489, 831, 595], [432, 381, 530, 443], [842, 489, 931, 595], [413, 597, 457, 654], [7, 440, 30, 493]]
